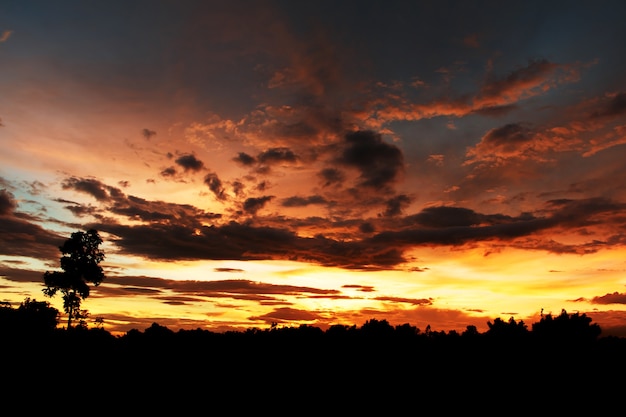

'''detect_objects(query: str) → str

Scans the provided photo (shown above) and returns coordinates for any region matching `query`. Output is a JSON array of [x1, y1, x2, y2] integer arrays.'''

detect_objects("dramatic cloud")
[[233, 152, 256, 166], [281, 195, 327, 207], [475, 59, 572, 109], [591, 292, 626, 305], [469, 123, 534, 159], [204, 172, 226, 200], [337, 130, 404, 191], [4, 1, 626, 336], [369, 59, 586, 126], [318, 168, 345, 187], [160, 167, 178, 178], [54, 174, 626, 270], [382, 194, 412, 217], [257, 147, 299, 165], [61, 176, 221, 225], [106, 276, 339, 298], [62, 177, 112, 201], [589, 92, 626, 119], [0, 214, 63, 261], [243, 196, 274, 215], [0, 189, 17, 215], [250, 307, 322, 324], [0, 189, 56, 260], [175, 154, 205, 173]]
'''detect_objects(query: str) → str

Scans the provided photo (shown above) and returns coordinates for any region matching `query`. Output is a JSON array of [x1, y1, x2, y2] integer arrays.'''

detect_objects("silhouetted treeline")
[[3, 298, 625, 362], [3, 298, 625, 412]]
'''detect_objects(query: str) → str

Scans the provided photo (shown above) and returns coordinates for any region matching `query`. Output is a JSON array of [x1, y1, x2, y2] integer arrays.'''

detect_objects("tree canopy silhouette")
[[0, 298, 59, 334], [532, 308, 601, 342], [43, 229, 105, 329]]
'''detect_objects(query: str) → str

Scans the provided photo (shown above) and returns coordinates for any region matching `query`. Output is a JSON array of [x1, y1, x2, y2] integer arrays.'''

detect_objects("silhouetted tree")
[[361, 318, 394, 337], [17, 298, 60, 332], [486, 316, 529, 341], [144, 322, 175, 338], [395, 322, 420, 338], [43, 229, 105, 330], [0, 298, 59, 337], [462, 325, 480, 338], [532, 309, 601, 342]]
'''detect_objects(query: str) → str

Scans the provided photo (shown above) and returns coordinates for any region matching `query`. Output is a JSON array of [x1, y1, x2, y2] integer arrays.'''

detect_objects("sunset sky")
[[2, 0, 626, 337]]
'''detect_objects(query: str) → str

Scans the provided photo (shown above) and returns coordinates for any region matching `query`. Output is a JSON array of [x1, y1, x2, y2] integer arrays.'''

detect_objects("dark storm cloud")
[[317, 168, 345, 187], [214, 267, 244, 273], [281, 195, 327, 207], [337, 130, 404, 190], [591, 292, 626, 305], [61, 177, 111, 201], [544, 197, 626, 228], [58, 176, 626, 269], [257, 147, 299, 164], [233, 149, 300, 178], [60, 177, 120, 203], [250, 307, 322, 324], [243, 196, 274, 214], [382, 194, 412, 217], [408, 206, 484, 228], [589, 92, 626, 119], [233, 152, 256, 166], [481, 123, 533, 149], [99, 222, 298, 261], [62, 176, 221, 225], [106, 275, 339, 298], [204, 172, 226, 200], [359, 222, 375, 234], [86, 194, 626, 270], [375, 197, 626, 253], [160, 167, 177, 177], [175, 153, 205, 172], [64, 204, 98, 218], [0, 188, 62, 259], [114, 196, 221, 225], [0, 215, 63, 260], [0, 189, 17, 215], [375, 203, 563, 248], [90, 216, 402, 270], [0, 265, 43, 285], [231, 180, 245, 196]]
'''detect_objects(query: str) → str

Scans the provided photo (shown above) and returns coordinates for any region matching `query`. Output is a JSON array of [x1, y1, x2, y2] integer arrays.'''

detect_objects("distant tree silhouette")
[[144, 322, 175, 338], [43, 229, 105, 330], [326, 324, 357, 337], [394, 322, 420, 339], [0, 298, 59, 336], [532, 309, 601, 342], [361, 318, 395, 337], [486, 316, 529, 340], [462, 325, 480, 338], [17, 298, 59, 332]]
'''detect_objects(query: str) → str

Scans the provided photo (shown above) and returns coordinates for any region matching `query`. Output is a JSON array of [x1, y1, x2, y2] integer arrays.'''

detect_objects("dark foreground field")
[[4, 317, 626, 414]]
